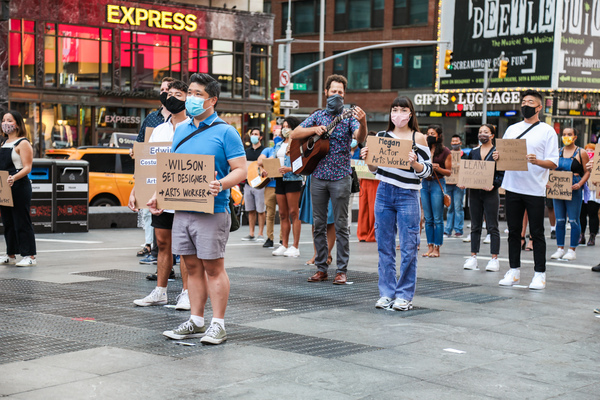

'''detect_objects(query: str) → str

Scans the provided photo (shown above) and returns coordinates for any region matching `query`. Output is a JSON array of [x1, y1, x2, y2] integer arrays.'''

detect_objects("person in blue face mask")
[[241, 128, 266, 242]]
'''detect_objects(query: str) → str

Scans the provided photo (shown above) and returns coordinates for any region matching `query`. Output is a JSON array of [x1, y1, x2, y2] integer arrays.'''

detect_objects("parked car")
[[46, 146, 134, 206]]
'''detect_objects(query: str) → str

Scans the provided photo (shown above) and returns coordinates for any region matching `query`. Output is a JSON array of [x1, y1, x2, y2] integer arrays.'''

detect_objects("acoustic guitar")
[[247, 160, 270, 189], [289, 106, 356, 175]]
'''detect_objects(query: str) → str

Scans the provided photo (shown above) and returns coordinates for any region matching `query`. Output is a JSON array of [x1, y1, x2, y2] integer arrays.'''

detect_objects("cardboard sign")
[[546, 170, 572, 200], [496, 139, 528, 171], [156, 153, 215, 213], [133, 142, 172, 208], [0, 171, 14, 207], [457, 160, 495, 189], [446, 150, 462, 185], [144, 127, 154, 143], [365, 136, 412, 170], [351, 159, 377, 180], [262, 157, 283, 178], [590, 147, 600, 185]]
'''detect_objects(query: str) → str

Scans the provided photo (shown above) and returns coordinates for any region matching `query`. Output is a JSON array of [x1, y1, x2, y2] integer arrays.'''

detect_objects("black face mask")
[[326, 94, 344, 115], [451, 144, 461, 151], [521, 105, 538, 119], [427, 136, 437, 147], [159, 92, 168, 106], [478, 135, 490, 144], [164, 96, 186, 114]]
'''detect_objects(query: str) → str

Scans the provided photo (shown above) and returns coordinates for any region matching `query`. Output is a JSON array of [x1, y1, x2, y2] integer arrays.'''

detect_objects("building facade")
[[3, 0, 273, 156]]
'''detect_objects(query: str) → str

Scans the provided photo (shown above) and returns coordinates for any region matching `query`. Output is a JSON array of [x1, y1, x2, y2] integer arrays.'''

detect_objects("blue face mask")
[[250, 136, 260, 145], [351, 139, 358, 148], [186, 96, 208, 117], [273, 136, 283, 145]]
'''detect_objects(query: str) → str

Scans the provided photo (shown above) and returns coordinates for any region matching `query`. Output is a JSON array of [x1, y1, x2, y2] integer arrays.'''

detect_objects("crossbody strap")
[[515, 121, 540, 139], [174, 121, 225, 152]]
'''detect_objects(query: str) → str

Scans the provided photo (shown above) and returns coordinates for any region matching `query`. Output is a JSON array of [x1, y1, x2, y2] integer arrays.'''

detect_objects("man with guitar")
[[290, 74, 368, 284], [242, 128, 267, 242]]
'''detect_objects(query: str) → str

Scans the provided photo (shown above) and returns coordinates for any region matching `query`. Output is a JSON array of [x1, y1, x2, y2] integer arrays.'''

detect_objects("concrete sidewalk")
[[0, 222, 599, 399]]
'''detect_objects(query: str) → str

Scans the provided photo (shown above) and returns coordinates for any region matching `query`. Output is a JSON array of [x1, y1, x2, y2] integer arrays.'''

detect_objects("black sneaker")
[[262, 238, 274, 249], [592, 264, 600, 272], [551, 230, 556, 240], [146, 269, 176, 281]]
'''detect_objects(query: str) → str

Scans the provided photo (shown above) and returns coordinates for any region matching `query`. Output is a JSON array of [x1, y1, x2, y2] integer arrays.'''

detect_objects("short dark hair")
[[189, 73, 221, 99], [283, 116, 301, 130], [386, 96, 420, 133], [563, 127, 579, 136], [325, 74, 347, 92], [451, 134, 462, 140], [250, 127, 263, 136], [3, 110, 27, 138], [162, 77, 175, 84], [428, 124, 443, 135], [522, 89, 542, 103], [168, 80, 188, 94]]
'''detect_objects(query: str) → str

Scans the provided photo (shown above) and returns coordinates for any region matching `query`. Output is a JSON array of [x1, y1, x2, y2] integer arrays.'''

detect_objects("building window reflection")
[[9, 19, 36, 87], [189, 38, 235, 98], [250, 45, 268, 99]]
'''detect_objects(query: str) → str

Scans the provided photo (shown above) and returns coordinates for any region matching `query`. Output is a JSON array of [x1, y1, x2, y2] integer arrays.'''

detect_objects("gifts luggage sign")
[[365, 136, 412, 170], [133, 141, 172, 209], [156, 153, 214, 213]]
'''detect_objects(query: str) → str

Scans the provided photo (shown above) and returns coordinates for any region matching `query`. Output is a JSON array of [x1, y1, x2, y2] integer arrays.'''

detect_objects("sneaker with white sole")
[[392, 298, 413, 311], [133, 287, 167, 306], [463, 256, 479, 270], [0, 255, 16, 264], [485, 258, 500, 272], [375, 296, 394, 309], [272, 245, 287, 256], [283, 246, 300, 257], [200, 322, 227, 345], [561, 249, 576, 261], [256, 236, 265, 242], [529, 272, 546, 290], [16, 256, 36, 267], [499, 268, 520, 286], [162, 319, 206, 339], [550, 248, 565, 259], [174, 289, 190, 310], [483, 234, 491, 244], [463, 234, 471, 243]]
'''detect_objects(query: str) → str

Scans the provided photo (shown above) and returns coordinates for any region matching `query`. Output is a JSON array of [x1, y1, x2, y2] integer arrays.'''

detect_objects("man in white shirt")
[[493, 90, 559, 290], [129, 80, 191, 309]]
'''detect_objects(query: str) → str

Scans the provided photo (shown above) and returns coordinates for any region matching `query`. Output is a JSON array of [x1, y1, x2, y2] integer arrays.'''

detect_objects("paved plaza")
[[0, 218, 599, 399]]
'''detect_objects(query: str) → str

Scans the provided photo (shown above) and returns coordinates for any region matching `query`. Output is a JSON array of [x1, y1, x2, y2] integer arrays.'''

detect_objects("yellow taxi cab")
[[46, 147, 134, 206]]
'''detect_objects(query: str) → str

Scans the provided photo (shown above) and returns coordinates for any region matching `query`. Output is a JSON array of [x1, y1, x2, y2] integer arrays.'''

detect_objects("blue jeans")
[[444, 184, 464, 235], [375, 182, 420, 301], [421, 178, 445, 246], [553, 188, 583, 248]]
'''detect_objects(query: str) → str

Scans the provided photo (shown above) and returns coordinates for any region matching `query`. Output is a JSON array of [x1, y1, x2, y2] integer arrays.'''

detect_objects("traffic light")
[[443, 50, 453, 70], [498, 59, 508, 79], [271, 91, 281, 116]]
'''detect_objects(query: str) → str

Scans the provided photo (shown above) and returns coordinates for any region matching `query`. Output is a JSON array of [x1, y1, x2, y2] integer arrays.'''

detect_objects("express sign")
[[106, 4, 198, 32]]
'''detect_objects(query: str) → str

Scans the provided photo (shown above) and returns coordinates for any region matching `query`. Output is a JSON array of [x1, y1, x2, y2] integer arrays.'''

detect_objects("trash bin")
[[54, 160, 89, 233], [28, 159, 55, 233]]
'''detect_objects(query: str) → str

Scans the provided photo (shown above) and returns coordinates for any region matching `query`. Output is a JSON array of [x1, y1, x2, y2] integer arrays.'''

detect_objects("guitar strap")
[[174, 121, 225, 152]]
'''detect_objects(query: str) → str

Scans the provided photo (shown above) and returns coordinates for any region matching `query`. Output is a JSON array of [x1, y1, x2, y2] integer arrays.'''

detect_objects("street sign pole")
[[284, 0, 292, 118]]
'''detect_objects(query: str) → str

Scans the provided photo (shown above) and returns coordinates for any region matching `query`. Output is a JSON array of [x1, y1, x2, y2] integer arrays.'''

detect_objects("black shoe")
[[588, 235, 596, 246], [551, 230, 556, 240], [146, 269, 176, 281], [579, 234, 586, 245], [262, 238, 274, 249], [592, 264, 600, 272]]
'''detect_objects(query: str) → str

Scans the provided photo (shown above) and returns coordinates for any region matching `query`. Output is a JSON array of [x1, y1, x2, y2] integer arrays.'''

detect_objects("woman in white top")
[[361, 96, 432, 311], [0, 111, 36, 267]]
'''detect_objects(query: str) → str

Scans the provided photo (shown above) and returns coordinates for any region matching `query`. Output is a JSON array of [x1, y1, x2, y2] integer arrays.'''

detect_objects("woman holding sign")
[[361, 96, 432, 311], [0, 111, 36, 267], [421, 125, 452, 258], [549, 128, 589, 261], [462, 124, 504, 272]]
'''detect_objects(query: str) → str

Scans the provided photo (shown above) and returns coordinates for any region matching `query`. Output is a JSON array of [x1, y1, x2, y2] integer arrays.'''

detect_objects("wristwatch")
[[218, 180, 223, 193]]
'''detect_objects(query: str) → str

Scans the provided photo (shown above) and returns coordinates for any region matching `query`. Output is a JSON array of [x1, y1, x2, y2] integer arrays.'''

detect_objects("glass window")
[[335, 50, 381, 90], [292, 53, 318, 91], [189, 39, 234, 98], [9, 19, 35, 87], [120, 31, 181, 91], [10, 102, 40, 156], [392, 46, 433, 89], [80, 154, 116, 173], [40, 103, 79, 149], [282, 0, 321, 35], [394, 0, 428, 26], [119, 154, 135, 174], [335, 0, 383, 31]]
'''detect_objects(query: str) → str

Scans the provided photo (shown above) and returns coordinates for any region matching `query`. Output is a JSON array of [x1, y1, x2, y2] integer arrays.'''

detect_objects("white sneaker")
[[256, 235, 265, 242], [485, 258, 500, 272], [272, 245, 287, 256], [133, 287, 167, 306], [463, 256, 479, 270], [375, 296, 394, 309], [16, 256, 36, 267], [175, 289, 190, 310], [1, 255, 16, 264], [550, 248, 565, 259], [562, 249, 576, 261], [499, 268, 520, 286], [463, 234, 471, 243], [483, 234, 491, 244], [529, 272, 546, 290], [392, 298, 413, 311], [482, 221, 487, 229], [283, 246, 300, 257]]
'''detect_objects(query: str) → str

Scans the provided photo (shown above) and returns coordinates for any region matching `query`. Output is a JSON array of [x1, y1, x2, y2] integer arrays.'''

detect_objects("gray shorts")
[[172, 211, 230, 260], [244, 185, 266, 212]]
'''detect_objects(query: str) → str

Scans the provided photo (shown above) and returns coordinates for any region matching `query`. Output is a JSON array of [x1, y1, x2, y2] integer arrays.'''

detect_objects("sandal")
[[525, 235, 533, 251], [429, 246, 440, 258], [327, 256, 333, 265], [521, 236, 526, 250], [137, 244, 151, 257]]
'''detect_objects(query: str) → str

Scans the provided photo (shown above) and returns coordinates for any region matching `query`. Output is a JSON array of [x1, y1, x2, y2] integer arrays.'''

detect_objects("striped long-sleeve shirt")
[[374, 130, 433, 190]]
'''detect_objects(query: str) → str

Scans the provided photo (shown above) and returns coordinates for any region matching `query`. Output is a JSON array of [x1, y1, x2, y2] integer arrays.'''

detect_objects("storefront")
[[2, 0, 273, 156]]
